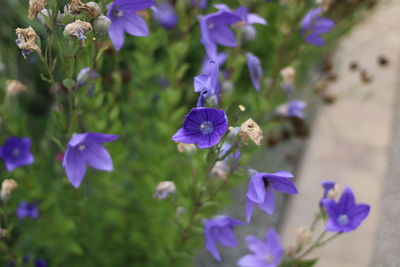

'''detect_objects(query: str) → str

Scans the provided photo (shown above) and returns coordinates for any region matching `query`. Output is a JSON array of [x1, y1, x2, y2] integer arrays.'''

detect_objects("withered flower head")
[[64, 20, 93, 45], [177, 143, 196, 153], [15, 27, 41, 58], [295, 227, 313, 247], [67, 0, 101, 17], [280, 66, 296, 86], [1, 179, 18, 201], [5, 80, 27, 96], [240, 118, 263, 146], [28, 0, 48, 19]]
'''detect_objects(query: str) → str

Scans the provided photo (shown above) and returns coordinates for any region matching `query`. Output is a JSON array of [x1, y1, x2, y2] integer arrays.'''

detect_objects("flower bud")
[[1, 179, 18, 201], [296, 227, 313, 247], [240, 118, 263, 146], [5, 80, 27, 97], [93, 15, 111, 35], [64, 20, 93, 46], [177, 143, 196, 154], [242, 25, 257, 42], [280, 66, 296, 86], [86, 2, 102, 14], [211, 161, 229, 180], [154, 181, 176, 200]]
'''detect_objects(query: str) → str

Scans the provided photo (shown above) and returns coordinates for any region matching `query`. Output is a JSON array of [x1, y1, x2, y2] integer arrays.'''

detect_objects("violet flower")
[[152, 2, 178, 29], [16, 202, 39, 219], [246, 52, 263, 91], [322, 187, 370, 232], [194, 61, 220, 106], [107, 0, 156, 50], [200, 10, 241, 59], [203, 215, 244, 261], [77, 67, 100, 96], [237, 228, 284, 267], [288, 100, 306, 118], [0, 137, 34, 172], [319, 180, 335, 206], [62, 133, 119, 188], [172, 108, 228, 149], [34, 259, 48, 267], [300, 8, 335, 46], [245, 171, 298, 222]]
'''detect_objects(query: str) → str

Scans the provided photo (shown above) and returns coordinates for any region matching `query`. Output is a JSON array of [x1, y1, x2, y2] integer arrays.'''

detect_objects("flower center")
[[112, 6, 123, 17], [338, 214, 349, 225], [208, 22, 215, 30], [12, 148, 20, 157], [200, 121, 214, 134], [78, 144, 86, 151], [264, 254, 274, 264]]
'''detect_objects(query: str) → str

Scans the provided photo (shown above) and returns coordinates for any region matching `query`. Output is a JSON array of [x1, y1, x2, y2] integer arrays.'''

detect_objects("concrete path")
[[281, 1, 400, 266]]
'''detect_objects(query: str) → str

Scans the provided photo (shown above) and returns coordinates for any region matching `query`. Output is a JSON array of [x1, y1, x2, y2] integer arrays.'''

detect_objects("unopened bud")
[[1, 179, 18, 201], [296, 227, 313, 247], [177, 143, 196, 154], [328, 184, 340, 200], [211, 161, 229, 180], [93, 15, 111, 35], [280, 66, 296, 86], [5, 80, 27, 97], [154, 181, 176, 200], [238, 105, 246, 112]]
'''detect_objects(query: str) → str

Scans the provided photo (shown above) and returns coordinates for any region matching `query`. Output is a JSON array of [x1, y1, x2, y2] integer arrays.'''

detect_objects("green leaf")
[[297, 258, 318, 267]]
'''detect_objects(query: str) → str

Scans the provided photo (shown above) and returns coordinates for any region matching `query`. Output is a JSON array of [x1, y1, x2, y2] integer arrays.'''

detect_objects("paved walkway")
[[281, 1, 400, 266]]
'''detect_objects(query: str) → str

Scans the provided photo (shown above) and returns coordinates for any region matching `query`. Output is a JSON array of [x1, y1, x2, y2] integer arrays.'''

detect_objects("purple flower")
[[237, 228, 284, 267], [246, 53, 263, 91], [152, 2, 178, 29], [16, 202, 39, 219], [288, 100, 306, 118], [107, 0, 156, 50], [319, 180, 335, 206], [322, 187, 370, 232], [77, 67, 100, 96], [300, 8, 335, 46], [34, 259, 48, 267], [200, 10, 241, 59], [245, 171, 298, 222], [62, 133, 119, 188], [0, 137, 34, 172], [172, 108, 228, 149], [203, 215, 244, 261], [194, 61, 220, 106]]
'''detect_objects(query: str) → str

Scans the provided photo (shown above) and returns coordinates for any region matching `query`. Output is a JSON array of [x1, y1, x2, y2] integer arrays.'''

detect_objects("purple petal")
[[314, 18, 335, 34], [245, 197, 255, 223], [258, 189, 275, 215], [210, 24, 237, 47], [205, 234, 221, 261], [115, 0, 156, 12], [337, 187, 356, 213], [108, 18, 125, 50], [247, 14, 267, 25], [245, 235, 268, 255], [213, 227, 238, 247], [305, 34, 325, 46], [63, 147, 88, 188], [123, 14, 149, 36], [265, 228, 284, 258], [171, 128, 202, 144], [237, 255, 264, 267], [84, 142, 113, 171], [246, 52, 262, 91], [85, 133, 119, 144], [246, 174, 266, 203], [269, 177, 298, 194], [348, 204, 370, 227]]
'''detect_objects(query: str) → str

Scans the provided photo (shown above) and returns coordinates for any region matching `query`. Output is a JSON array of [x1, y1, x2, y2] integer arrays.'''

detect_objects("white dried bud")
[[86, 2, 102, 14], [154, 181, 176, 200], [280, 66, 296, 86], [5, 80, 27, 97], [328, 184, 340, 200], [296, 227, 313, 247], [211, 160, 229, 180], [67, 0, 101, 17], [0, 228, 7, 238], [240, 118, 263, 146], [93, 15, 111, 35], [1, 179, 18, 201], [64, 20, 93, 45], [28, 0, 47, 19], [15, 27, 42, 58], [177, 143, 196, 153]]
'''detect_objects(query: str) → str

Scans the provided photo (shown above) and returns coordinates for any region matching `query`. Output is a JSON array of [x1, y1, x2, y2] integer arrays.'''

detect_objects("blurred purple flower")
[[152, 2, 179, 29], [16, 202, 39, 219], [194, 61, 220, 106], [200, 10, 241, 59], [237, 228, 284, 267], [77, 67, 99, 96], [288, 100, 306, 118], [200, 52, 227, 74], [246, 53, 263, 91], [322, 187, 370, 232], [107, 0, 156, 50], [0, 137, 34, 172], [172, 108, 228, 149], [34, 259, 48, 267], [203, 215, 244, 261], [319, 180, 335, 206], [300, 8, 335, 46], [245, 171, 297, 222], [63, 133, 119, 188]]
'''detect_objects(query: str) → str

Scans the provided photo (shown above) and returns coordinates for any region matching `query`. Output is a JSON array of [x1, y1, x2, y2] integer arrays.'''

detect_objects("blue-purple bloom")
[[237, 228, 284, 267], [172, 108, 228, 149], [204, 215, 244, 261], [152, 2, 178, 29], [194, 61, 220, 106], [319, 180, 335, 206], [107, 0, 156, 50], [245, 171, 298, 222], [62, 133, 119, 188], [246, 53, 263, 91], [16, 202, 39, 219], [200, 10, 241, 59], [300, 8, 335, 46], [34, 259, 48, 267], [288, 100, 306, 118], [0, 137, 34, 172], [77, 67, 100, 96], [322, 187, 370, 233]]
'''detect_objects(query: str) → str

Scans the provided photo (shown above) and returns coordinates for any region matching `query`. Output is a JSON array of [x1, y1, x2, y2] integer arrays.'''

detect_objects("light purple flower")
[[172, 108, 228, 149], [62, 133, 119, 188], [107, 0, 156, 50], [16, 202, 39, 219], [0, 137, 34, 172], [200, 10, 241, 59], [245, 171, 298, 222], [152, 2, 179, 29], [288, 100, 306, 118], [322, 187, 370, 233], [194, 61, 220, 106], [300, 8, 335, 46], [204, 215, 244, 261], [246, 53, 263, 91], [237, 228, 284, 267]]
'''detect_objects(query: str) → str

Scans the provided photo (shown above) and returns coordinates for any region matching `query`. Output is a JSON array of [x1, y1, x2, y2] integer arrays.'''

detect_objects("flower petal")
[[258, 189, 275, 215], [84, 142, 114, 171], [123, 14, 149, 37], [63, 147, 87, 188], [246, 174, 266, 203], [245, 197, 255, 223], [108, 18, 125, 50], [269, 177, 298, 194]]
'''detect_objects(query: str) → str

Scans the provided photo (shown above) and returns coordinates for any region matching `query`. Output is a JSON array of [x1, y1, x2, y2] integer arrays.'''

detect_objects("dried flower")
[[1, 179, 18, 201], [5, 80, 27, 97], [328, 184, 340, 200], [177, 143, 196, 153], [211, 160, 229, 180], [0, 228, 7, 237], [15, 27, 41, 58], [295, 227, 313, 247], [64, 20, 93, 45], [28, 0, 47, 19], [67, 0, 101, 17], [154, 181, 176, 200], [280, 66, 296, 86], [240, 118, 263, 146]]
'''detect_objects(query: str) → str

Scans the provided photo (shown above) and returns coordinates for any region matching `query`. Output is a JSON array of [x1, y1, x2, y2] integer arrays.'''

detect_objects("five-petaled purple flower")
[[0, 137, 34, 172], [152, 2, 179, 29], [322, 187, 370, 232], [62, 133, 119, 188], [237, 228, 284, 267], [300, 8, 335, 46], [107, 0, 156, 50], [203, 215, 244, 261], [16, 202, 39, 219], [288, 100, 306, 118], [245, 171, 298, 222], [172, 108, 228, 149], [200, 10, 241, 59], [246, 52, 263, 91]]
